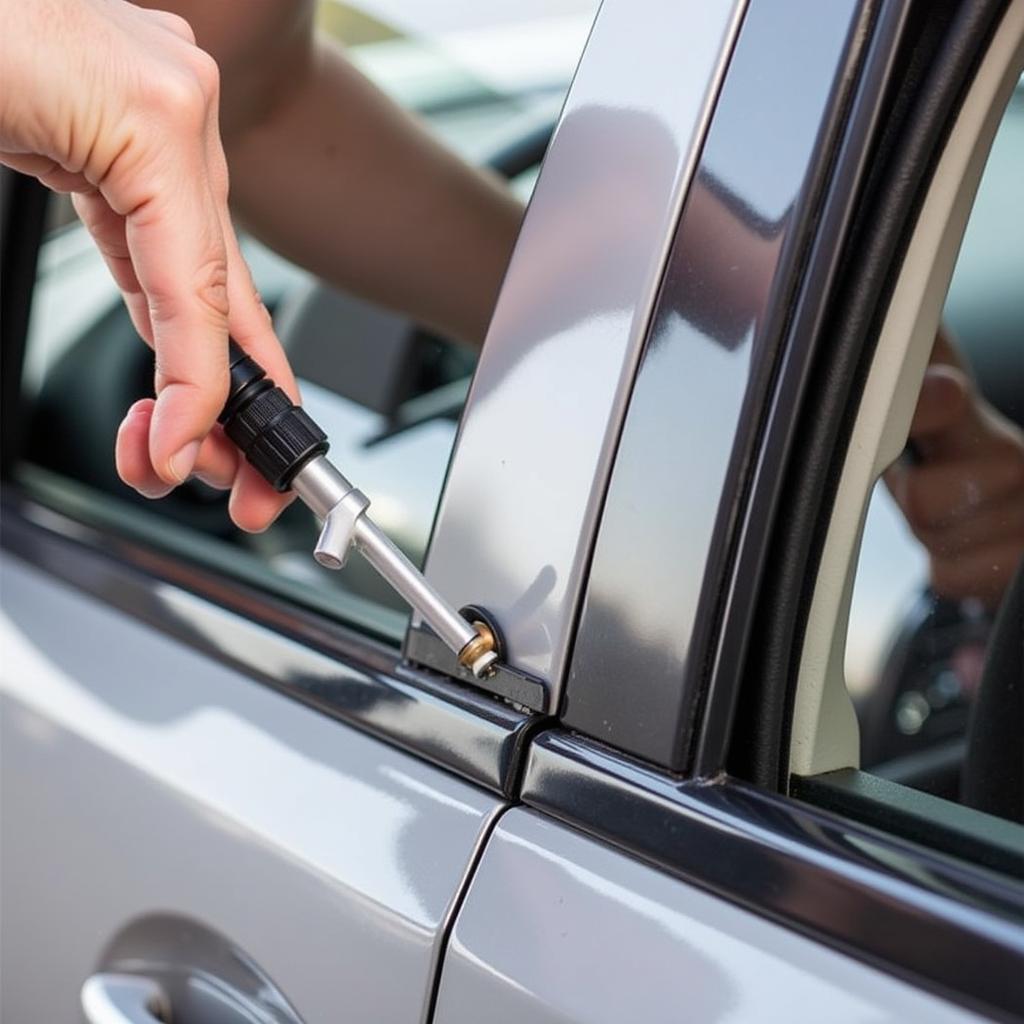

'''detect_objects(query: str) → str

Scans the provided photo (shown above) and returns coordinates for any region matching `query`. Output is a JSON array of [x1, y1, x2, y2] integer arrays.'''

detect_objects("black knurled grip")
[[219, 341, 329, 492]]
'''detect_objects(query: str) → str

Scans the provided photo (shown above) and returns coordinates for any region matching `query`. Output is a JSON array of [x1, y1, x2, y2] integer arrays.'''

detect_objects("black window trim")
[[1, 170, 48, 478], [791, 768, 1024, 879], [719, 0, 1015, 788], [693, 0, 924, 778]]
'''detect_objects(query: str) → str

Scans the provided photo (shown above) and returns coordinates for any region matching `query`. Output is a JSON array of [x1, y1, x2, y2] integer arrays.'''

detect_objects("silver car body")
[[2, 0, 1020, 1021]]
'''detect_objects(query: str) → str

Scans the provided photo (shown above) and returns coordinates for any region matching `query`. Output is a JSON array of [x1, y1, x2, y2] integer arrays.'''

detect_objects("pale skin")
[[1, 0, 1021, 608], [127, 0, 520, 528]]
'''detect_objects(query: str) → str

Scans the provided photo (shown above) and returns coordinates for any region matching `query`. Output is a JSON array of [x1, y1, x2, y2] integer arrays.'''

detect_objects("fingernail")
[[168, 440, 201, 484]]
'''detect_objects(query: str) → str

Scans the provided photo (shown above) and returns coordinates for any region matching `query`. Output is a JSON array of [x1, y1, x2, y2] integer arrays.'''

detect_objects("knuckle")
[[154, 368, 229, 418], [192, 256, 230, 323], [949, 365, 973, 402], [162, 11, 197, 44], [147, 69, 207, 128], [145, 256, 229, 329], [189, 49, 221, 101], [145, 52, 220, 127]]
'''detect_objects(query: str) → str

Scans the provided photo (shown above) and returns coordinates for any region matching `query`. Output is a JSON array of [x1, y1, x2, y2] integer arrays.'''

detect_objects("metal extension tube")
[[292, 456, 495, 674]]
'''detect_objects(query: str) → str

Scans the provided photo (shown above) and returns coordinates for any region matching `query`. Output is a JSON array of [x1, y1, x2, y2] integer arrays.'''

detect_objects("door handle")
[[81, 973, 170, 1024]]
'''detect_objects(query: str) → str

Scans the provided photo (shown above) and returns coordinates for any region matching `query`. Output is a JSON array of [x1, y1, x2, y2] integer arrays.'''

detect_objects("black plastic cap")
[[220, 341, 329, 492]]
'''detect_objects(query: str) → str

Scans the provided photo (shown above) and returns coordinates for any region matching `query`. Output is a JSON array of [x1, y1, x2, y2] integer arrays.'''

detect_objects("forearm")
[[224, 37, 524, 346]]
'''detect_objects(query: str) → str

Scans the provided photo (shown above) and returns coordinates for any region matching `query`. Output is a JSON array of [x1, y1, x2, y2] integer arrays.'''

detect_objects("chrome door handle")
[[81, 973, 170, 1024]]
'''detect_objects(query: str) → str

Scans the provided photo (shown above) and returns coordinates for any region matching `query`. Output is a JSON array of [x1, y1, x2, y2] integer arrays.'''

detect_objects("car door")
[[0, 199, 514, 1023], [432, 1, 1024, 1021], [0, 6, 599, 1022]]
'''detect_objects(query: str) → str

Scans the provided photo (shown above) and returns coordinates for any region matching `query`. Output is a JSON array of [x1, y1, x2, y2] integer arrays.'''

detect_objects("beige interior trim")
[[789, 1, 1024, 778]]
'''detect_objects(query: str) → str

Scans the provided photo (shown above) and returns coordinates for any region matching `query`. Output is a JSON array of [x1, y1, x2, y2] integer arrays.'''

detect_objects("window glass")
[[19, 1, 599, 644], [844, 77, 1024, 822]]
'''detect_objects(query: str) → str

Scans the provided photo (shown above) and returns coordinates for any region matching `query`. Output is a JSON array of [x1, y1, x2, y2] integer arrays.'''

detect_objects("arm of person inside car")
[[885, 327, 1024, 611], [135, 0, 524, 349]]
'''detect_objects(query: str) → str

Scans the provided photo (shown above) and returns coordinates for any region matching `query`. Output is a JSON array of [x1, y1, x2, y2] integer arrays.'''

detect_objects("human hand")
[[885, 336, 1024, 611], [0, 0, 294, 530]]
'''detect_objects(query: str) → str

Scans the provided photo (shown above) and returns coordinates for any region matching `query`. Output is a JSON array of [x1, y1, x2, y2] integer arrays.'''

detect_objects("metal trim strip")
[[693, 0, 916, 777], [1, 493, 543, 797]]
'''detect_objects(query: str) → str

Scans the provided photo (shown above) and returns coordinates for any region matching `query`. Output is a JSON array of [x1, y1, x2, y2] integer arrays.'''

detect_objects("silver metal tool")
[[219, 341, 499, 679], [291, 456, 498, 677]]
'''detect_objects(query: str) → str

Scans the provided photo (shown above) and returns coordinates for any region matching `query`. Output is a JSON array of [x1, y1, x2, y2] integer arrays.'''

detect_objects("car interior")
[[843, 75, 1024, 816]]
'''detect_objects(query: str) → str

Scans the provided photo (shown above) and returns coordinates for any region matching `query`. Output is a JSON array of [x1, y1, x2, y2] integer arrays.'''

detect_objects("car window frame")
[[561, 0, 888, 769], [709, 0, 1020, 790], [710, 0, 1024, 919], [777, 0, 1024, 863], [725, 0, 1022, 782], [0, 5, 625, 784]]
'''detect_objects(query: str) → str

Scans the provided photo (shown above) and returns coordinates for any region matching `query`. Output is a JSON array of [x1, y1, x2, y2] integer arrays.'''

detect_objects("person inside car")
[[2, 0, 1022, 613]]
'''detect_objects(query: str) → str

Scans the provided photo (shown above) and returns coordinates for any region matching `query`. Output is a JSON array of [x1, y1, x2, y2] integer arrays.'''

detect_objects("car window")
[[17, 1, 599, 645], [775, 37, 1024, 878], [844, 77, 1024, 818]]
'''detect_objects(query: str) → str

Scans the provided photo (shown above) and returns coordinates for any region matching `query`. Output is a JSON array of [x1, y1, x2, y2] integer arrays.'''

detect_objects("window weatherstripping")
[[523, 731, 1024, 1024], [718, 0, 1017, 789], [416, 0, 749, 707], [787, 0, 1024, 780], [564, 0, 884, 768], [1, 494, 542, 797]]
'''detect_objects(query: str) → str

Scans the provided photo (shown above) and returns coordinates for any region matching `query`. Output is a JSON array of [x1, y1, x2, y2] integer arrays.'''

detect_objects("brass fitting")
[[458, 621, 499, 678]]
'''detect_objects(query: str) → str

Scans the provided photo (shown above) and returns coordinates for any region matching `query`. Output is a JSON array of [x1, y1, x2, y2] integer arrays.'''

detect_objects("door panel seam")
[[423, 800, 515, 1024]]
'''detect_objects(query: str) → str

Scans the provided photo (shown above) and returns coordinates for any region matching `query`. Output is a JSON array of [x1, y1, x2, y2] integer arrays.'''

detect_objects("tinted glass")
[[845, 80, 1024, 821]]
